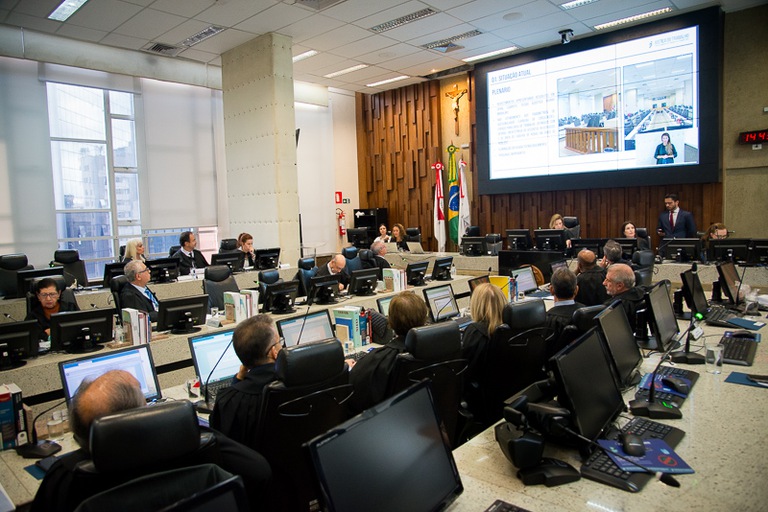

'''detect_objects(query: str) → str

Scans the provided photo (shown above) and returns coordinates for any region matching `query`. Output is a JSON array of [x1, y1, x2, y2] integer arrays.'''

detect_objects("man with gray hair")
[[600, 239, 625, 268], [370, 241, 391, 276], [603, 263, 645, 331], [120, 259, 159, 321], [315, 253, 349, 291]]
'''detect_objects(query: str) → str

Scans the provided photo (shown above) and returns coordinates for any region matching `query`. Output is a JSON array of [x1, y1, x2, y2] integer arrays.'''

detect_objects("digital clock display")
[[738, 129, 768, 144]]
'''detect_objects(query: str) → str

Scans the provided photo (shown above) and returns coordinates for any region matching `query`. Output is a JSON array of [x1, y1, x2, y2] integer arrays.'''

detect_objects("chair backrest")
[[54, 249, 89, 287], [168, 245, 181, 258], [632, 249, 655, 268], [297, 257, 315, 270], [344, 255, 363, 276], [636, 227, 649, 240], [257, 269, 282, 301], [256, 340, 351, 511], [465, 226, 481, 237], [405, 227, 422, 243], [219, 238, 238, 252], [0, 253, 33, 298], [563, 216, 581, 238], [295, 265, 318, 297], [341, 246, 358, 259], [503, 299, 547, 335], [203, 265, 239, 311], [110, 275, 130, 320], [571, 304, 607, 333], [634, 267, 653, 287]]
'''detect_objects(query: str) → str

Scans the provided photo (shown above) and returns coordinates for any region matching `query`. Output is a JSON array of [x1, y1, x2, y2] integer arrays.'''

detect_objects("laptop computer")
[[59, 344, 162, 403], [188, 328, 241, 400], [406, 241, 426, 254], [511, 266, 550, 298], [383, 242, 399, 254], [275, 310, 335, 347], [422, 284, 472, 330]]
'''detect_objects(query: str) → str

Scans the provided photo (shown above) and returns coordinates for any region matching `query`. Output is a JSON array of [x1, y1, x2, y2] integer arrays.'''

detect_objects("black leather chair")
[[168, 245, 181, 258], [110, 275, 130, 320], [485, 234, 503, 255], [388, 322, 467, 447], [405, 227, 422, 243], [53, 249, 89, 287], [0, 253, 33, 299], [255, 340, 351, 512], [203, 265, 239, 312], [257, 269, 282, 303], [26, 275, 72, 316], [503, 299, 547, 336], [632, 250, 655, 287], [219, 238, 238, 252], [341, 246, 358, 260], [465, 226, 481, 237], [564, 216, 581, 238], [552, 304, 608, 355], [634, 267, 653, 287], [295, 257, 317, 297]]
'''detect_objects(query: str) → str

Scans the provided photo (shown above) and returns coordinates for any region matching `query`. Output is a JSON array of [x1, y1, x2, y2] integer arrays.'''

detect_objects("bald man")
[[315, 253, 350, 291], [603, 263, 646, 331], [575, 249, 609, 306], [32, 370, 271, 512]]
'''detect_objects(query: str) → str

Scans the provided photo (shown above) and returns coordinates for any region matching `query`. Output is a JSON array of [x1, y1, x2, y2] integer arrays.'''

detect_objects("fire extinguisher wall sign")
[[337, 208, 346, 236]]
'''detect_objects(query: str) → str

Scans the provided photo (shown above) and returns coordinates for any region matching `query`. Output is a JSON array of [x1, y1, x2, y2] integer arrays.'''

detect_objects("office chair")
[[257, 269, 282, 303], [203, 265, 239, 312], [295, 257, 317, 297], [343, 253, 363, 276], [0, 253, 33, 299], [465, 226, 481, 237], [485, 234, 503, 256], [551, 304, 607, 356], [405, 227, 422, 243], [219, 238, 238, 252], [26, 275, 74, 317], [341, 246, 358, 260], [168, 245, 181, 258], [52, 249, 89, 287], [255, 340, 351, 512], [503, 298, 547, 336], [632, 249, 655, 268], [110, 275, 130, 321], [634, 267, 653, 287], [563, 216, 581, 239]]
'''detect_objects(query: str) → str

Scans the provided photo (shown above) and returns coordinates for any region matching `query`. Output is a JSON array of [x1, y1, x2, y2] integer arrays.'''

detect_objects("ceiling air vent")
[[141, 42, 185, 57], [293, 0, 348, 11]]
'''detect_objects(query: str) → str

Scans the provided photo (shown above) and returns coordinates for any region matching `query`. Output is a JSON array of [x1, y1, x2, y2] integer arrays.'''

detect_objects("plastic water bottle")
[[113, 314, 124, 344], [450, 263, 457, 279]]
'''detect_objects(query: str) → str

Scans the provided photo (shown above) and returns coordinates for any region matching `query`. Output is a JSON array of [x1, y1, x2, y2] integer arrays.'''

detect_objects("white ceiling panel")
[[322, 0, 408, 24], [234, 3, 312, 34], [303, 24, 372, 52], [149, 0, 214, 18], [194, 0, 277, 27], [114, 8, 187, 40], [66, 0, 144, 33]]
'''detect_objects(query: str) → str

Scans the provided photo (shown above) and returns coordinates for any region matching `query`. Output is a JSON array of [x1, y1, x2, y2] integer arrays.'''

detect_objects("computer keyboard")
[[720, 336, 757, 366], [203, 379, 231, 401], [581, 417, 685, 492], [632, 366, 700, 406], [705, 306, 739, 327], [483, 500, 532, 512], [347, 349, 372, 362]]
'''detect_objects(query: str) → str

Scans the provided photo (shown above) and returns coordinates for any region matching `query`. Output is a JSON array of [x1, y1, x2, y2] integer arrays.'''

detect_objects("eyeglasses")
[[38, 292, 60, 299], [139, 268, 151, 274], [264, 341, 280, 357]]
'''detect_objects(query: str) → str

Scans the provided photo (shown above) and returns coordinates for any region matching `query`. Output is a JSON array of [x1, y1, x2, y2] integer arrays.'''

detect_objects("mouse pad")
[[598, 439, 694, 474], [725, 372, 768, 389]]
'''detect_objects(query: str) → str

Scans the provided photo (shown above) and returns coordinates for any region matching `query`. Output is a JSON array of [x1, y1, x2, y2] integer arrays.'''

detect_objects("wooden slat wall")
[[358, 75, 723, 251]]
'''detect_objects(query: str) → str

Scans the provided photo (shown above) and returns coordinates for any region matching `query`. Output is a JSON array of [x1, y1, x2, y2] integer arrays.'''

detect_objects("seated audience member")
[[545, 268, 585, 353], [391, 223, 409, 252], [31, 370, 271, 512], [462, 283, 506, 386], [621, 221, 650, 251], [603, 263, 645, 331], [348, 291, 428, 412], [373, 224, 391, 243], [701, 222, 728, 251], [574, 249, 609, 306], [369, 241, 392, 274], [120, 260, 159, 322], [600, 239, 627, 268], [171, 231, 209, 275], [316, 253, 349, 291], [25, 277, 79, 341], [210, 315, 280, 450], [549, 213, 573, 249], [122, 238, 146, 262], [238, 232, 257, 267]]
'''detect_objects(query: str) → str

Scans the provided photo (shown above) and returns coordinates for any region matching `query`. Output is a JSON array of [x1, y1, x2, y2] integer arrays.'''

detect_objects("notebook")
[[407, 242, 426, 254], [276, 310, 335, 347]]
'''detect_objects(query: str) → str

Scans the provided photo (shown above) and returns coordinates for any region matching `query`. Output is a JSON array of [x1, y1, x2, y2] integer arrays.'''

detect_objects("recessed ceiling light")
[[48, 0, 89, 21], [323, 64, 368, 79], [293, 50, 319, 63], [594, 8, 673, 30], [369, 8, 437, 33], [463, 46, 519, 63], [180, 26, 225, 47], [560, 0, 598, 10], [421, 30, 482, 50], [502, 12, 523, 22], [366, 76, 409, 87]]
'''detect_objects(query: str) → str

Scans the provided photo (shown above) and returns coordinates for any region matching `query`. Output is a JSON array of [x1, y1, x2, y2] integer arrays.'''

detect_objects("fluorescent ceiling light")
[[323, 64, 368, 78], [366, 76, 409, 87], [594, 8, 673, 30], [560, 0, 598, 10], [463, 46, 519, 63], [48, 0, 89, 21], [180, 26, 225, 47], [293, 50, 319, 63], [369, 8, 437, 33], [422, 30, 482, 50]]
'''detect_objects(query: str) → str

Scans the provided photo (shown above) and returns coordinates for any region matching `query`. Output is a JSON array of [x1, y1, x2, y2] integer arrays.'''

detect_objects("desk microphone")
[[670, 311, 705, 364], [4, 313, 19, 322], [194, 338, 234, 414], [15, 399, 66, 459], [433, 297, 455, 323], [655, 237, 677, 262]]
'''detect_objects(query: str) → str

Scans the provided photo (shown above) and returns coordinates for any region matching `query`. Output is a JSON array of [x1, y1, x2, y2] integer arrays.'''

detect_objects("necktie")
[[669, 211, 675, 230], [144, 288, 159, 310]]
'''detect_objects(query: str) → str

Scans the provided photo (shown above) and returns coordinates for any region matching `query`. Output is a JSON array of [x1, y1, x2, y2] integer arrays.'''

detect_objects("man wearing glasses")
[[120, 259, 160, 322], [26, 277, 80, 341], [316, 253, 349, 292]]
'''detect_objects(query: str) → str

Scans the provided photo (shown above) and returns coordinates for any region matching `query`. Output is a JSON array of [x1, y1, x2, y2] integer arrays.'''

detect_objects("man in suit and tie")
[[120, 260, 160, 322], [370, 241, 392, 276], [171, 231, 209, 275], [656, 193, 697, 239]]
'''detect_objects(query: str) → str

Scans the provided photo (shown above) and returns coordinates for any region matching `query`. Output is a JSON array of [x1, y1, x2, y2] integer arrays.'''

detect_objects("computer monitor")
[[188, 328, 240, 389], [306, 380, 464, 512], [263, 280, 299, 314], [16, 267, 64, 298], [498, 250, 564, 282], [748, 239, 768, 265], [255, 248, 281, 270], [405, 261, 429, 286], [460, 236, 486, 256], [510, 266, 539, 295], [534, 229, 566, 252], [156, 294, 208, 334], [50, 307, 116, 354], [210, 252, 245, 273], [346, 228, 371, 249], [645, 282, 681, 351], [596, 302, 643, 390], [571, 238, 603, 258], [505, 229, 532, 250], [58, 344, 162, 403], [348, 268, 379, 296], [549, 259, 568, 277], [423, 284, 460, 323], [276, 310, 335, 347], [308, 274, 340, 306], [102, 261, 127, 288], [679, 268, 709, 315], [709, 238, 751, 264], [0, 320, 38, 370], [146, 258, 180, 283], [376, 295, 394, 316], [663, 238, 701, 262], [468, 275, 490, 294], [716, 261, 742, 306], [550, 329, 624, 442], [613, 238, 638, 258], [430, 256, 453, 281]]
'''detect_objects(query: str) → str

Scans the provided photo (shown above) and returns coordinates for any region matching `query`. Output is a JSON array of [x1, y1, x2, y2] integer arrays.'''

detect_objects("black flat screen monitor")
[[348, 268, 379, 297], [376, 296, 394, 316], [663, 238, 700, 262], [156, 294, 208, 334], [534, 229, 566, 252], [146, 258, 180, 283], [571, 238, 603, 258], [255, 248, 281, 270], [431, 256, 453, 281], [211, 252, 245, 273], [749, 239, 768, 265], [613, 238, 638, 258], [306, 380, 464, 512], [468, 275, 490, 294], [680, 268, 709, 315], [16, 267, 64, 298], [460, 237, 486, 257], [645, 282, 680, 351], [423, 284, 459, 323], [405, 261, 429, 286], [276, 310, 335, 347], [102, 261, 127, 288], [550, 328, 624, 442], [498, 250, 563, 282], [58, 344, 161, 403], [264, 280, 299, 314], [596, 303, 642, 390], [549, 259, 568, 277], [716, 261, 741, 306], [709, 239, 751, 264], [505, 229, 532, 251], [346, 228, 371, 249], [308, 274, 340, 306], [0, 320, 38, 370], [50, 307, 115, 354]]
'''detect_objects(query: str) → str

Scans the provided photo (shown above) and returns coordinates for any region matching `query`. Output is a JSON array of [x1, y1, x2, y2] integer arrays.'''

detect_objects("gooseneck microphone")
[[194, 338, 234, 414], [670, 264, 706, 364], [4, 313, 19, 322], [15, 399, 67, 459]]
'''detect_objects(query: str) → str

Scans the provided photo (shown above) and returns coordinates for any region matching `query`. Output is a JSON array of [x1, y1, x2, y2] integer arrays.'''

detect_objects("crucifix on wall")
[[445, 84, 468, 136]]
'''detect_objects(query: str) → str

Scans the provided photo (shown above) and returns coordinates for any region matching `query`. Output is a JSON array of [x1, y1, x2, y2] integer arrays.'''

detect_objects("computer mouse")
[[619, 432, 646, 457], [661, 375, 691, 395]]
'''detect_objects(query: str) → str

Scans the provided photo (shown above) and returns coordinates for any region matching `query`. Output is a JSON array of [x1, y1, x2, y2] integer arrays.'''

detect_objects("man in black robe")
[[575, 249, 609, 306]]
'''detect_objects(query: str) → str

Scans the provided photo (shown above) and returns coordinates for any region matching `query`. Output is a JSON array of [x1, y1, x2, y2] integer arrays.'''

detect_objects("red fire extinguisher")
[[337, 208, 346, 236]]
